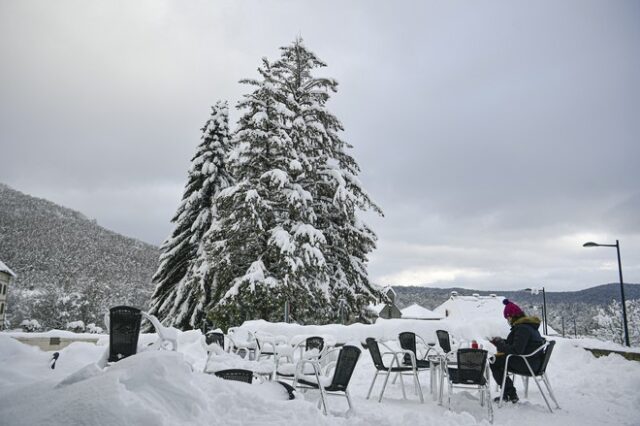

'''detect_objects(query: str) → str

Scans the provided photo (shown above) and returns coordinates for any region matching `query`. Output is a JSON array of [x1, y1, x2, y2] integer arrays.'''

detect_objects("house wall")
[[0, 272, 9, 329]]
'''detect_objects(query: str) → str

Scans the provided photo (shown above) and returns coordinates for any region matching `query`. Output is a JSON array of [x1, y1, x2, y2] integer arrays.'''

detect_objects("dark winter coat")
[[495, 316, 545, 367]]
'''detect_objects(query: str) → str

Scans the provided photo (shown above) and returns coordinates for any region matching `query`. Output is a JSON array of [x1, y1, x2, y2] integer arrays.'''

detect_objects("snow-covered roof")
[[433, 293, 557, 335], [433, 294, 505, 322], [400, 303, 443, 320], [0, 259, 16, 278], [369, 303, 386, 315]]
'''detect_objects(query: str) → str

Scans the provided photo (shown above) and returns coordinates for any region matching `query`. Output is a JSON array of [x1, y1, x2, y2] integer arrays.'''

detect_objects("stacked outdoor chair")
[[293, 345, 361, 415], [499, 340, 560, 412], [446, 348, 493, 423], [365, 338, 424, 403], [107, 306, 142, 362]]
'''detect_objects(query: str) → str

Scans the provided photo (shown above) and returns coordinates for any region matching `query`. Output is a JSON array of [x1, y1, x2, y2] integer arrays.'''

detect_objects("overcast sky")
[[1, 0, 639, 292]]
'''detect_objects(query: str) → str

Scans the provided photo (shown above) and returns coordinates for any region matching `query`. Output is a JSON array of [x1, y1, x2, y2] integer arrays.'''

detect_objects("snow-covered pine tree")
[[593, 298, 640, 346], [148, 101, 233, 330], [207, 58, 328, 329], [270, 39, 384, 322], [207, 39, 383, 328]]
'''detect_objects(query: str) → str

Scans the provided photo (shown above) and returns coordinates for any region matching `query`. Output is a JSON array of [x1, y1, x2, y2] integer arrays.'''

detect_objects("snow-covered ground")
[[1, 319, 639, 426]]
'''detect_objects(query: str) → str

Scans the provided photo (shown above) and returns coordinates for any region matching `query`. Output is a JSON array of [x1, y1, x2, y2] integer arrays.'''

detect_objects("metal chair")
[[365, 338, 424, 403], [447, 349, 493, 423], [398, 332, 434, 369], [436, 329, 458, 403], [227, 327, 258, 359], [436, 329, 453, 354], [141, 312, 178, 352], [399, 332, 438, 397], [499, 340, 560, 412], [293, 345, 361, 415], [276, 336, 326, 382]]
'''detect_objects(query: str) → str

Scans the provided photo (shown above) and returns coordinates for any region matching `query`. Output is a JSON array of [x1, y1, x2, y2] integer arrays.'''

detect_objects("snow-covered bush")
[[592, 299, 640, 346], [66, 320, 85, 333], [20, 319, 41, 332]]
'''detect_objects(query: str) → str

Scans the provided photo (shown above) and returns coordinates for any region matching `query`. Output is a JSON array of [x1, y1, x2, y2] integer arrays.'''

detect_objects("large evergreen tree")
[[148, 101, 233, 329], [208, 39, 383, 328], [271, 39, 384, 322], [207, 58, 328, 328]]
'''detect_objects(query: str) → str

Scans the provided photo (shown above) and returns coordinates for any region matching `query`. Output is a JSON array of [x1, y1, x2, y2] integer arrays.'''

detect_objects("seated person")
[[489, 299, 545, 403]]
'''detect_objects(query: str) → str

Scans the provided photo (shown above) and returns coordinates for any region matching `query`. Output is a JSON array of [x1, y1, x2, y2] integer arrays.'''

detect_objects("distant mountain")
[[0, 183, 159, 328], [392, 284, 640, 310]]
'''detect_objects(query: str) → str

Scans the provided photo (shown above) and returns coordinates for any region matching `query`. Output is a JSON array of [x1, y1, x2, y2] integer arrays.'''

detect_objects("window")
[[2, 284, 5, 295], [0, 303, 3, 314]]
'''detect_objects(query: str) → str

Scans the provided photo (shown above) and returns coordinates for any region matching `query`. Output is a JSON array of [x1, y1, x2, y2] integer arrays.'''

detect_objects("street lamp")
[[524, 287, 548, 335], [583, 240, 630, 347]]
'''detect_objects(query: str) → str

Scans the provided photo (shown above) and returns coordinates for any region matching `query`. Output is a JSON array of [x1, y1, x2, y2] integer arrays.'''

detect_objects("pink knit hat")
[[503, 299, 524, 319]]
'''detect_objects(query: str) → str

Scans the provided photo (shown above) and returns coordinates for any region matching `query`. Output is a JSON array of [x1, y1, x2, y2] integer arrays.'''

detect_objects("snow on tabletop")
[[1, 319, 640, 426]]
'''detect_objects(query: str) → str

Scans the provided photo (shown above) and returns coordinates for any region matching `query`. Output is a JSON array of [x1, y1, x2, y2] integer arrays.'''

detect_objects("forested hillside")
[[0, 183, 158, 329]]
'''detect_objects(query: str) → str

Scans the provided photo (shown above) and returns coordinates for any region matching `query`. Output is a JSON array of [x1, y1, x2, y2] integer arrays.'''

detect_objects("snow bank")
[[1, 319, 640, 426]]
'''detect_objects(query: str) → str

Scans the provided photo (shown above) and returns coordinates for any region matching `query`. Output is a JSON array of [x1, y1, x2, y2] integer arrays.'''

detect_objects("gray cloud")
[[1, 0, 638, 291]]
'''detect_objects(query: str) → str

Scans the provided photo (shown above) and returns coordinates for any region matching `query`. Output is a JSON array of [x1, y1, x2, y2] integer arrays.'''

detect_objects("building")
[[433, 292, 505, 322], [369, 286, 402, 319], [0, 259, 16, 329], [400, 303, 443, 320]]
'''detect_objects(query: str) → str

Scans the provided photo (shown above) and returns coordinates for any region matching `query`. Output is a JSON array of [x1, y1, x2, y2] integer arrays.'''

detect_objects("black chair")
[[447, 349, 493, 423], [214, 368, 254, 384], [305, 336, 325, 353], [294, 345, 361, 415], [398, 332, 433, 369], [365, 338, 424, 403], [500, 340, 560, 412], [108, 306, 142, 363], [436, 329, 453, 354], [206, 331, 225, 349], [435, 329, 458, 403]]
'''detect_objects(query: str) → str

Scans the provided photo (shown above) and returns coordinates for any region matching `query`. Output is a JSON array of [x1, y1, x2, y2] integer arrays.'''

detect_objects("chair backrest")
[[305, 336, 324, 353], [365, 338, 386, 370], [214, 368, 254, 384], [327, 345, 361, 391], [536, 340, 555, 376], [108, 306, 142, 363], [206, 332, 225, 348], [436, 329, 452, 353], [398, 332, 417, 364], [454, 349, 488, 385]]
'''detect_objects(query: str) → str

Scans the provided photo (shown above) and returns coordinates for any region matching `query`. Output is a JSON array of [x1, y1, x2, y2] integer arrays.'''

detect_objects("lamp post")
[[583, 240, 630, 347], [525, 287, 548, 335]]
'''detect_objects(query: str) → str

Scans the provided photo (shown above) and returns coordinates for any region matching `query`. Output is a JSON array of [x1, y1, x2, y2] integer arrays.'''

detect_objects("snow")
[[2, 316, 640, 426], [0, 259, 16, 277], [401, 303, 444, 320], [434, 294, 558, 336]]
